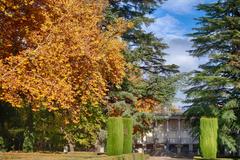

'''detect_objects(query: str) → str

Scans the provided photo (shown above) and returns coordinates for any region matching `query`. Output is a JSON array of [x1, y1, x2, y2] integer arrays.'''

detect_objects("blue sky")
[[145, 0, 215, 108]]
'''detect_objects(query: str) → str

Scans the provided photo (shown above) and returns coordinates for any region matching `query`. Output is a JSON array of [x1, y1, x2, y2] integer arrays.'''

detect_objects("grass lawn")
[[0, 152, 107, 160]]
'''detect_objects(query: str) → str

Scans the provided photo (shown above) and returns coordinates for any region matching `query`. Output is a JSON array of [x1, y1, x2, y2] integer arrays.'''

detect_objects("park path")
[[149, 156, 192, 160]]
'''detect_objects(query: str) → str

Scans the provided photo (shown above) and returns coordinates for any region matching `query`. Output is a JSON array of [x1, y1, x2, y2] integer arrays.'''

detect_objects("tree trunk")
[[69, 143, 74, 152], [60, 126, 75, 153], [26, 104, 33, 133], [141, 132, 144, 153]]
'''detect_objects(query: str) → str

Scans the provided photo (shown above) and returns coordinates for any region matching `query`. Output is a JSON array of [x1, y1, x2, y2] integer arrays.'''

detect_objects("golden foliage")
[[135, 98, 158, 113], [0, 0, 131, 120], [0, 0, 46, 58], [169, 105, 181, 113]]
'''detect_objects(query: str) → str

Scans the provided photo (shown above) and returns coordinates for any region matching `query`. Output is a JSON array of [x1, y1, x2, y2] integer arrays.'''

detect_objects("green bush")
[[200, 117, 218, 159], [22, 130, 34, 152], [106, 117, 124, 155], [122, 118, 133, 154], [0, 136, 6, 152]]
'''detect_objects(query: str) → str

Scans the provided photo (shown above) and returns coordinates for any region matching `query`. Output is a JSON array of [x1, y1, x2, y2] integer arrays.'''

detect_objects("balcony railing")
[[167, 138, 198, 144], [146, 137, 198, 145]]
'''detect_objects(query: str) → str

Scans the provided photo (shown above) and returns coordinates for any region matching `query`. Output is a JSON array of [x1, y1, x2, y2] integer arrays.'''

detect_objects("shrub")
[[106, 117, 123, 155], [22, 130, 34, 152], [200, 117, 218, 159], [123, 118, 133, 154], [0, 136, 5, 152]]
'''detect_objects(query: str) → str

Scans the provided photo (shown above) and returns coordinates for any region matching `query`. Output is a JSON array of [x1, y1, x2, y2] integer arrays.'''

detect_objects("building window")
[[169, 119, 178, 131], [181, 120, 190, 131]]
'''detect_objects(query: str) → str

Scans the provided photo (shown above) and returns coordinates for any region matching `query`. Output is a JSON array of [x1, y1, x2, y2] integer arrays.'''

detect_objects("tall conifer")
[[185, 0, 240, 152]]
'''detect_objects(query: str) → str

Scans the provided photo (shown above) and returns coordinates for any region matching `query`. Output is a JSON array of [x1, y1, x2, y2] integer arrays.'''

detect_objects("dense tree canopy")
[[109, 0, 178, 75], [0, 0, 46, 58], [0, 0, 132, 150], [0, 0, 180, 151], [185, 0, 240, 153], [0, 0, 131, 121], [107, 0, 179, 109]]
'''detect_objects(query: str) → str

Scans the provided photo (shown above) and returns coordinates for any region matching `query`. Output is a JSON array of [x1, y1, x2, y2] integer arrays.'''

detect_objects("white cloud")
[[161, 0, 204, 14], [144, 11, 208, 107], [145, 15, 202, 72], [145, 14, 184, 40], [165, 37, 206, 72]]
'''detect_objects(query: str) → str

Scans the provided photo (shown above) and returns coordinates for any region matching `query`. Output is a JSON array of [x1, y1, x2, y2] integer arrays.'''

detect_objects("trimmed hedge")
[[123, 118, 133, 154], [200, 117, 218, 159], [107, 117, 124, 156]]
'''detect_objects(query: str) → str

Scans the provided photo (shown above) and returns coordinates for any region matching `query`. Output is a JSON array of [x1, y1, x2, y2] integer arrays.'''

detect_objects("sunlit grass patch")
[[0, 152, 105, 160]]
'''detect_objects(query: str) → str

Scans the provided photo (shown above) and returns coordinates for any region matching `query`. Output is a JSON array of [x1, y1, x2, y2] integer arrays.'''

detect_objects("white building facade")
[[143, 114, 198, 156]]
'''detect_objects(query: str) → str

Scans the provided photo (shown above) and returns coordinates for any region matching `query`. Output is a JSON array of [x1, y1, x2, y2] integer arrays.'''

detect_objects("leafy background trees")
[[0, 0, 179, 151], [4, 0, 239, 155], [185, 0, 240, 154], [0, 0, 130, 151]]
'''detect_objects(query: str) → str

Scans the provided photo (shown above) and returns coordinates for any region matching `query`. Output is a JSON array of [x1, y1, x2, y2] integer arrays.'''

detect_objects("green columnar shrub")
[[123, 118, 133, 154], [200, 117, 218, 159], [107, 117, 123, 155]]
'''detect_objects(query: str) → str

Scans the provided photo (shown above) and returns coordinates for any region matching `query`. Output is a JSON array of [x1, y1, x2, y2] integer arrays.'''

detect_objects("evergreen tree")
[[185, 0, 240, 153], [106, 0, 180, 146], [107, 0, 179, 110], [109, 0, 178, 75]]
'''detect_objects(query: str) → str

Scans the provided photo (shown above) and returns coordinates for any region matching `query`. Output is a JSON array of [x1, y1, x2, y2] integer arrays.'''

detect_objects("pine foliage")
[[106, 2, 180, 142], [185, 0, 240, 152]]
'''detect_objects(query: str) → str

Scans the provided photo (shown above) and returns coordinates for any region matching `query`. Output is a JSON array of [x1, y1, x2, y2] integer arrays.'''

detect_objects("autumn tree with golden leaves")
[[0, 0, 46, 58], [0, 0, 131, 121]]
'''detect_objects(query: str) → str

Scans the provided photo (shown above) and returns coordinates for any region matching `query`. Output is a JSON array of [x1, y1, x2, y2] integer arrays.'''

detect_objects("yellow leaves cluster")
[[135, 98, 158, 113], [0, 0, 45, 58], [169, 105, 181, 113], [0, 0, 131, 120]]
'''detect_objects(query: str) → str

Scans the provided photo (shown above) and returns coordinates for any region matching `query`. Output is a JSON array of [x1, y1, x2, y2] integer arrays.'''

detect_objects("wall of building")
[[144, 115, 198, 155]]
